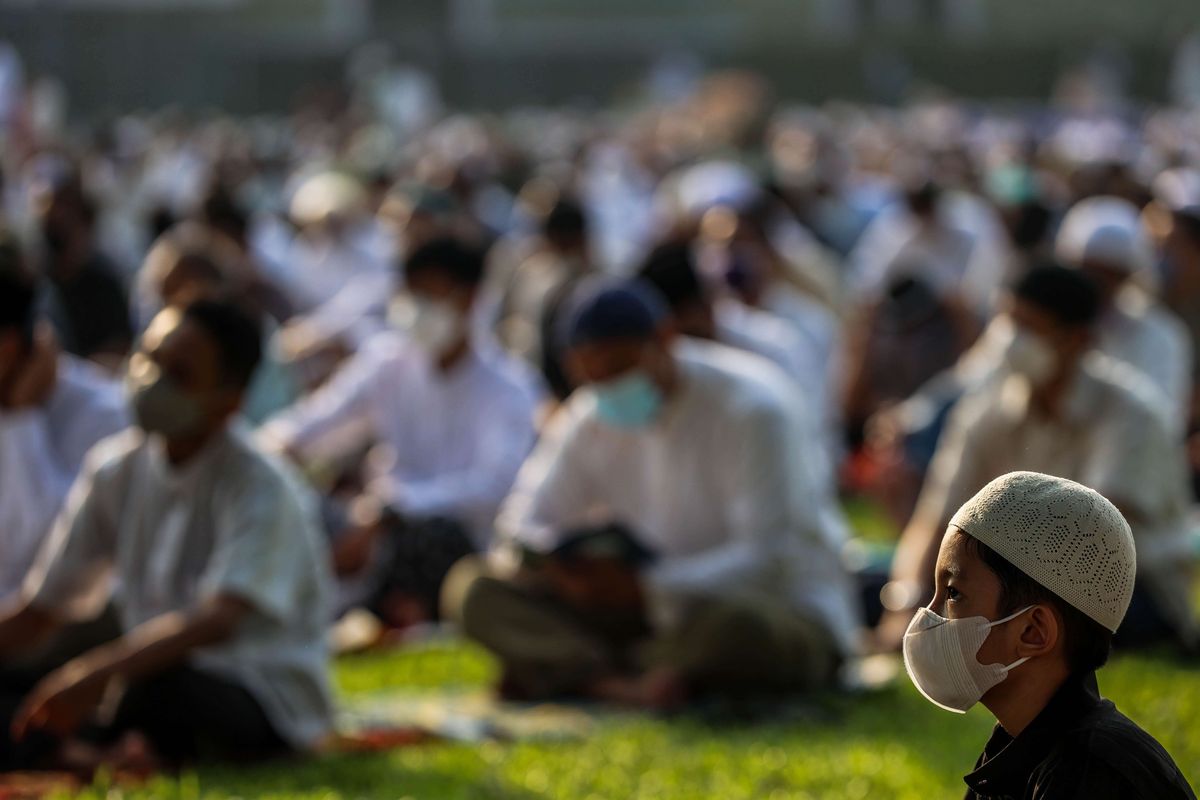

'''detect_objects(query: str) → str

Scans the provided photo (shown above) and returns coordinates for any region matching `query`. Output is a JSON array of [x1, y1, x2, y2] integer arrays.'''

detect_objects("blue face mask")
[[593, 371, 663, 428]]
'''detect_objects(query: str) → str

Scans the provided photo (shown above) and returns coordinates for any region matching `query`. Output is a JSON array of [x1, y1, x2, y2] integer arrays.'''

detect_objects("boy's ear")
[[1015, 604, 1059, 659]]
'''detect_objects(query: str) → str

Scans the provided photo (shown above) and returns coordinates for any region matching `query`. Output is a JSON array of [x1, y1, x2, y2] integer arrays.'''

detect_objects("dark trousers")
[[371, 515, 477, 623], [1, 660, 288, 770], [83, 666, 289, 766]]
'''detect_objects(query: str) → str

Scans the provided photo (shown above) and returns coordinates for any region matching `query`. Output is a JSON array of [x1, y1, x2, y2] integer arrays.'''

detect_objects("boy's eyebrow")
[[937, 565, 961, 581]]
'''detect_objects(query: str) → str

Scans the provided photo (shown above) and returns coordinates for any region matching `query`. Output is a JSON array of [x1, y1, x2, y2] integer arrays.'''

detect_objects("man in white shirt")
[[879, 266, 1197, 653], [1056, 196, 1192, 432], [0, 299, 333, 771], [446, 281, 860, 709], [269, 171, 397, 378], [262, 237, 539, 626], [0, 266, 127, 606], [636, 240, 841, 495]]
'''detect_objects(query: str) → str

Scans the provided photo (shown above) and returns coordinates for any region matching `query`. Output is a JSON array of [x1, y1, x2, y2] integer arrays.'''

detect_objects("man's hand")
[[12, 659, 109, 741], [588, 666, 687, 712], [543, 556, 644, 613], [333, 522, 382, 577]]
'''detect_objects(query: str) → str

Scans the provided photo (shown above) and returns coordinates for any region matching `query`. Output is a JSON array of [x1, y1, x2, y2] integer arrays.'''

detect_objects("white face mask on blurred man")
[[1002, 327, 1058, 387], [389, 294, 466, 356]]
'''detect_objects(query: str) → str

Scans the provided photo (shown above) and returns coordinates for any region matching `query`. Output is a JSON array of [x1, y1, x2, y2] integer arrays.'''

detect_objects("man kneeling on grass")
[[446, 280, 860, 710], [904, 471, 1196, 799], [0, 299, 333, 772]]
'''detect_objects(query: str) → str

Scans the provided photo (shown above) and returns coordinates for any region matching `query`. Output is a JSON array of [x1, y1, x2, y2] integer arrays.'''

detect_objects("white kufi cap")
[[950, 471, 1136, 633]]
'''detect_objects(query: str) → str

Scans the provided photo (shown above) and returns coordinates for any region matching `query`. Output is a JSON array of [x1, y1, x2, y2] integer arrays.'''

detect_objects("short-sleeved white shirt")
[[22, 423, 335, 750]]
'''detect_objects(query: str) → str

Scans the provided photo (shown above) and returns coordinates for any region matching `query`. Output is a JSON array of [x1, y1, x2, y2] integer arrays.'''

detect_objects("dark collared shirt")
[[965, 671, 1196, 800]]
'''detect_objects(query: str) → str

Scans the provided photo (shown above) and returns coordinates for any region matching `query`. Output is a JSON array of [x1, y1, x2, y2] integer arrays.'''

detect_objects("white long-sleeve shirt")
[[714, 301, 840, 496], [1097, 287, 1192, 434], [498, 340, 861, 655], [0, 357, 128, 602], [262, 333, 540, 546]]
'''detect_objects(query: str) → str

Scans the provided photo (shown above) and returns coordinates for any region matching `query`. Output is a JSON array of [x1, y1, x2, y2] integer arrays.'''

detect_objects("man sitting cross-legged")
[[446, 280, 860, 709]]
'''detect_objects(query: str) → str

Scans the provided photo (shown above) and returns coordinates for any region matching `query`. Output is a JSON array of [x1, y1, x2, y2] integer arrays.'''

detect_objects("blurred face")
[[569, 336, 660, 386], [390, 268, 474, 358], [568, 333, 675, 428], [405, 268, 474, 317], [1001, 298, 1089, 387], [126, 309, 239, 440], [36, 190, 85, 257], [0, 330, 25, 386]]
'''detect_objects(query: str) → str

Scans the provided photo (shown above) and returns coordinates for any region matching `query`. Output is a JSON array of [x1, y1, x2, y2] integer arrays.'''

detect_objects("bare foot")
[[588, 668, 688, 712], [104, 731, 161, 777]]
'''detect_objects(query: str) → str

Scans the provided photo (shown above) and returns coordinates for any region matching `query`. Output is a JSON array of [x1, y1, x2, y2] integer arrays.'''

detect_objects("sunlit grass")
[[56, 641, 1198, 799]]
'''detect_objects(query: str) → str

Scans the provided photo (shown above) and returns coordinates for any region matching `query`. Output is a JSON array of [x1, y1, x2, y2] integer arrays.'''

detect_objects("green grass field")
[[58, 640, 1198, 800]]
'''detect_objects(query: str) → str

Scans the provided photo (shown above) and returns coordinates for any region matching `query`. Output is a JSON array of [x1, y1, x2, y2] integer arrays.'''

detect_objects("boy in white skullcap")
[[904, 471, 1196, 799]]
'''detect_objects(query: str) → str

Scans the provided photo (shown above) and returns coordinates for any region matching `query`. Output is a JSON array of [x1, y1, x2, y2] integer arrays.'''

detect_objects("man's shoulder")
[[471, 342, 543, 404], [677, 340, 796, 421], [948, 373, 1013, 429], [80, 427, 148, 480], [1116, 288, 1189, 338], [1083, 354, 1175, 427], [223, 425, 310, 491]]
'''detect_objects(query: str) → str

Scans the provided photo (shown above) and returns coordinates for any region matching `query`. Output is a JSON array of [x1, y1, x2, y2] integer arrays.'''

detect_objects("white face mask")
[[1002, 328, 1058, 387], [902, 605, 1035, 713], [389, 295, 465, 356]]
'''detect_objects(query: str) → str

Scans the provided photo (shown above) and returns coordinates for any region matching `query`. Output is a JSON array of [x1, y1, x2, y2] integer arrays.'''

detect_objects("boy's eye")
[[946, 585, 962, 601]]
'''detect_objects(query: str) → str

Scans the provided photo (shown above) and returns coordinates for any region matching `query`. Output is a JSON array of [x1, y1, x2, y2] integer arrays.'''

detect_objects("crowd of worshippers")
[[0, 70, 1198, 793]]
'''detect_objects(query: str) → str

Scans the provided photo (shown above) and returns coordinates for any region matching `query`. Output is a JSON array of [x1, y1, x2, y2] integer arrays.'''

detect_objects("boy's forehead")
[[936, 528, 976, 575]]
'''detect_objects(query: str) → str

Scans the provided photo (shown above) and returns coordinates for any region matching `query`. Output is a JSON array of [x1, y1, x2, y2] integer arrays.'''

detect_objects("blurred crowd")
[[0, 45, 1199, 772]]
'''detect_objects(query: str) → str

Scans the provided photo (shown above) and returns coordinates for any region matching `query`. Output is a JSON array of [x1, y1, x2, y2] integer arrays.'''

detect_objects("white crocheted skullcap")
[[950, 471, 1135, 633]]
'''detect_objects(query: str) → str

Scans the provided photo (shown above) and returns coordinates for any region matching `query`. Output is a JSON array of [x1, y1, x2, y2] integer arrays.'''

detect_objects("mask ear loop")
[[986, 605, 1038, 672], [986, 604, 1038, 628]]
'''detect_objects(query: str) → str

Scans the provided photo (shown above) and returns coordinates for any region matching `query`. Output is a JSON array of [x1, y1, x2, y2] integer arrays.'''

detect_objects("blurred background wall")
[[1, 0, 1198, 117]]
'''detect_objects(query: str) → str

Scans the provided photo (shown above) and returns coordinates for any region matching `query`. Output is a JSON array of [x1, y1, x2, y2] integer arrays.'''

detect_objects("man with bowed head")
[[0, 299, 333, 771], [903, 471, 1195, 799], [446, 280, 860, 708]]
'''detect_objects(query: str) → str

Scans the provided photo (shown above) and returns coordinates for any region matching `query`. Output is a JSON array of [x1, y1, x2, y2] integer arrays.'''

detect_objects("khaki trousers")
[[442, 557, 840, 700]]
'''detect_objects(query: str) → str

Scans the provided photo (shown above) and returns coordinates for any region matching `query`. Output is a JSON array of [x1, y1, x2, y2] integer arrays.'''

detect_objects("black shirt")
[[964, 671, 1196, 800]]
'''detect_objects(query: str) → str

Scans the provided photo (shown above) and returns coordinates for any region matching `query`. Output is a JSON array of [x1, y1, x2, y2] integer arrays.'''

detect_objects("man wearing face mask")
[[446, 281, 859, 709], [0, 299, 333, 771], [1056, 195, 1192, 434], [261, 237, 540, 627], [904, 471, 1195, 799], [879, 265, 1197, 653]]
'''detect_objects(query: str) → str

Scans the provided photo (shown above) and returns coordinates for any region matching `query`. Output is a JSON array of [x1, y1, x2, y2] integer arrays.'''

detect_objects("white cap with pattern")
[[949, 471, 1136, 633]]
